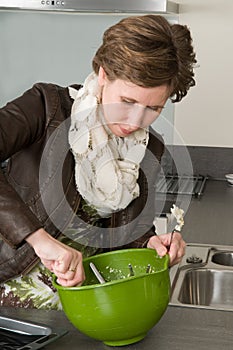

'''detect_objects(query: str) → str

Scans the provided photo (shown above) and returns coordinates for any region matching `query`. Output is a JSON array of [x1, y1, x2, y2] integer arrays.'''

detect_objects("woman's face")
[[98, 67, 170, 137]]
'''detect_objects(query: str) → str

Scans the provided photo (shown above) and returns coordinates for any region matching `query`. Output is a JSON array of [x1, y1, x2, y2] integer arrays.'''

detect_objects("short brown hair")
[[92, 15, 196, 102]]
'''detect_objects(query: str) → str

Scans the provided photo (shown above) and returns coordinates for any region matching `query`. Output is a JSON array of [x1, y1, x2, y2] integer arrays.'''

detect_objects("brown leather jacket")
[[0, 83, 164, 283]]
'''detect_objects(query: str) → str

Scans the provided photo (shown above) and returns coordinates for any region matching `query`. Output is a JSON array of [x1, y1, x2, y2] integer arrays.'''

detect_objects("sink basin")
[[170, 244, 233, 311], [211, 251, 233, 266], [178, 268, 233, 309]]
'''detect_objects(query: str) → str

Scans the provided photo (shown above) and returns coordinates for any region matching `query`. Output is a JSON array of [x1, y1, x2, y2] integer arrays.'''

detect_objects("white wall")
[[174, 0, 233, 147], [0, 12, 126, 107]]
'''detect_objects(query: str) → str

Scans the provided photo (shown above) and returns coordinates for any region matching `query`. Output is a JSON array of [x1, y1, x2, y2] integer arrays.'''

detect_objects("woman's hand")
[[26, 228, 85, 287], [147, 231, 186, 266]]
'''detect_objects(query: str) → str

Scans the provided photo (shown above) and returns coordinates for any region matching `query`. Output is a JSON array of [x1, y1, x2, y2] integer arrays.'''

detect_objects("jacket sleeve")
[[0, 84, 56, 248]]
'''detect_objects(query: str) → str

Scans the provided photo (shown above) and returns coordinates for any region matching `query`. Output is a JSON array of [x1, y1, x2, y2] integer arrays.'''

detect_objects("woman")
[[0, 15, 195, 309]]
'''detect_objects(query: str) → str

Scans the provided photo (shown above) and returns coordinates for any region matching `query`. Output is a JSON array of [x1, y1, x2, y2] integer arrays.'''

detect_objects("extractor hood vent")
[[0, 0, 179, 14]]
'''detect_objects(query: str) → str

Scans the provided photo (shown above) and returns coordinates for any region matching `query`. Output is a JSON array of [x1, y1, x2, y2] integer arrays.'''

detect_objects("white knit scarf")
[[68, 72, 149, 217]]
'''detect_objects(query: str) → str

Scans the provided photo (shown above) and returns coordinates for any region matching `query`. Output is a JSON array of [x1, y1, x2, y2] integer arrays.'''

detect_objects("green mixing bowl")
[[53, 248, 170, 346]]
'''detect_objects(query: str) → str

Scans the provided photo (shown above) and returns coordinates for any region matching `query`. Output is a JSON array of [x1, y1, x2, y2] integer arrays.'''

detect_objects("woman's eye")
[[122, 99, 134, 104], [148, 106, 163, 114]]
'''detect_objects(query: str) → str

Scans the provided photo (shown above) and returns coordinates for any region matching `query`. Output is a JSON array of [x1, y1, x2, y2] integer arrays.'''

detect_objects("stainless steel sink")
[[212, 251, 233, 266], [169, 243, 233, 311]]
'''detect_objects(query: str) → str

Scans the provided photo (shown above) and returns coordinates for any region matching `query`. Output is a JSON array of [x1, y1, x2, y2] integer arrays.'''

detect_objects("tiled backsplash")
[[161, 145, 233, 180]]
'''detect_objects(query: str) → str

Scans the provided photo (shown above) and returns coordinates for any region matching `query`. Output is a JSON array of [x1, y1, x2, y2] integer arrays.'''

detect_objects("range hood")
[[0, 0, 179, 14]]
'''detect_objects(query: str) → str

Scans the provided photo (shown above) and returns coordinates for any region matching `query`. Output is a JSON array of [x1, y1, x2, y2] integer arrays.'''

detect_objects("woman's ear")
[[98, 66, 107, 87]]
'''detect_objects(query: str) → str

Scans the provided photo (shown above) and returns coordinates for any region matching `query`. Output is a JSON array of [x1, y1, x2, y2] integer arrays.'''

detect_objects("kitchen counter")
[[1, 179, 233, 349], [1, 304, 233, 350], [182, 179, 233, 245]]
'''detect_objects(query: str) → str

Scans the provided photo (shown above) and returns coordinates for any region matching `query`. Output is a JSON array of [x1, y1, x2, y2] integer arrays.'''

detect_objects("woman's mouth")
[[107, 123, 139, 137], [119, 126, 132, 135], [118, 125, 139, 136]]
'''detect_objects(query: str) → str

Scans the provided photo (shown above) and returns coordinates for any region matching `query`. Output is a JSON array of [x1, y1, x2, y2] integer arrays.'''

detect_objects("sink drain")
[[186, 255, 203, 264]]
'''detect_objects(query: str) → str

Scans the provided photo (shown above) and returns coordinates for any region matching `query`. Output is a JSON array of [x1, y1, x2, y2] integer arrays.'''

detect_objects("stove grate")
[[156, 174, 208, 197]]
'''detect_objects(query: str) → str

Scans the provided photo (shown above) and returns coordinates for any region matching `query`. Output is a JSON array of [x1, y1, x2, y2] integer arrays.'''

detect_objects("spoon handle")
[[90, 262, 106, 284], [167, 229, 179, 252]]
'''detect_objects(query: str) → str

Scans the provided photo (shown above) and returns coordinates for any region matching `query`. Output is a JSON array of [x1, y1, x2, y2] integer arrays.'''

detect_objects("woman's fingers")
[[55, 262, 86, 287], [28, 229, 86, 286], [147, 231, 186, 266], [51, 250, 86, 286]]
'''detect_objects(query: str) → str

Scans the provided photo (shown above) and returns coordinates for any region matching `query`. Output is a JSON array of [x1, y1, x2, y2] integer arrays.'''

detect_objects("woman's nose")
[[127, 104, 145, 129]]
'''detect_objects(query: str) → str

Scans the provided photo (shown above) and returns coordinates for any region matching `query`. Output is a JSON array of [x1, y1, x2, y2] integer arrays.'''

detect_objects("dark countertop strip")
[[1, 305, 233, 350]]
